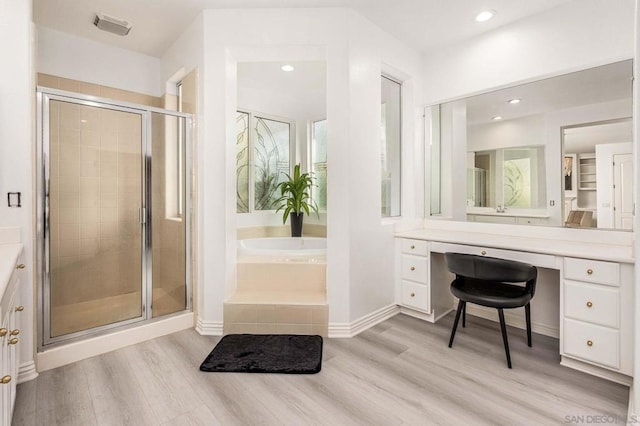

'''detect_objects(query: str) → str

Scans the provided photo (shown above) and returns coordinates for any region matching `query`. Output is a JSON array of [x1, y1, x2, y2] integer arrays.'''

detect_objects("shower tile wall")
[[38, 73, 162, 107], [49, 100, 143, 337], [41, 71, 194, 335]]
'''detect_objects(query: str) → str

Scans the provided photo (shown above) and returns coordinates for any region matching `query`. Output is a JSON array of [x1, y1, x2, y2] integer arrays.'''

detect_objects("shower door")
[[38, 90, 191, 346]]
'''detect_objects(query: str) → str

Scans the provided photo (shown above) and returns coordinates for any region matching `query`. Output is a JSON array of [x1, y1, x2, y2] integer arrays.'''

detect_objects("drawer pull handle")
[[410, 292, 415, 297], [410, 266, 415, 271], [410, 245, 415, 250], [586, 301, 593, 308], [1, 375, 11, 384], [15, 306, 24, 312], [0, 328, 6, 337], [587, 269, 593, 275], [8, 338, 18, 345], [587, 340, 593, 347], [10, 329, 19, 336], [481, 250, 487, 255], [16, 263, 25, 269]]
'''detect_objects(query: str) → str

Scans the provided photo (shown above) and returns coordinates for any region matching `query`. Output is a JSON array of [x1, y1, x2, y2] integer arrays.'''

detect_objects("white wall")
[[633, 0, 640, 416], [0, 0, 36, 377], [37, 26, 162, 96], [423, 0, 635, 105], [162, 8, 423, 328]]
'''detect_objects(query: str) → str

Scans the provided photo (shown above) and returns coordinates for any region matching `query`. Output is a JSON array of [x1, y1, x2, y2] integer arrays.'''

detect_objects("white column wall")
[[162, 8, 423, 327], [161, 15, 205, 324], [634, 0, 640, 416], [0, 0, 36, 377]]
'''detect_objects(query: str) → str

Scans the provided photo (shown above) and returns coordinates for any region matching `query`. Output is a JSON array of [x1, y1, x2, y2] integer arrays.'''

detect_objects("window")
[[176, 81, 184, 217], [311, 119, 327, 211], [381, 75, 402, 217], [236, 111, 293, 213], [164, 80, 185, 220]]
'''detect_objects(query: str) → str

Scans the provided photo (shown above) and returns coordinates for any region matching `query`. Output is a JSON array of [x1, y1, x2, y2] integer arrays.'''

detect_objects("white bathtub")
[[238, 237, 327, 257]]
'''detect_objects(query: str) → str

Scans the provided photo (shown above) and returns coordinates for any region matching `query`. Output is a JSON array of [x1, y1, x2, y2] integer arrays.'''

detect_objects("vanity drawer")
[[430, 242, 556, 269], [401, 239, 428, 256], [401, 280, 429, 312], [564, 281, 619, 328], [564, 258, 619, 287], [563, 318, 619, 369], [401, 254, 428, 283], [516, 217, 547, 225]]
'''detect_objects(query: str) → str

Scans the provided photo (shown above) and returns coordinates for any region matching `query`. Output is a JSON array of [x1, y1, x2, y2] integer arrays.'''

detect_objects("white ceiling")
[[33, 0, 575, 58]]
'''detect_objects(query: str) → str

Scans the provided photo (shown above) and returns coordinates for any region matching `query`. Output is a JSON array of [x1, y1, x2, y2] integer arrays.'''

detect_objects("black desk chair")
[[444, 252, 538, 368]]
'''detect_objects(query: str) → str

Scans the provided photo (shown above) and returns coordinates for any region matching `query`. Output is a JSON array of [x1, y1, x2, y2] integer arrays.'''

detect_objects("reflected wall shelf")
[[578, 153, 596, 190]]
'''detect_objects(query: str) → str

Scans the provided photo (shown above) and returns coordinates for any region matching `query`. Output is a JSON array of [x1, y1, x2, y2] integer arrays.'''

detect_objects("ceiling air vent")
[[93, 13, 132, 36]]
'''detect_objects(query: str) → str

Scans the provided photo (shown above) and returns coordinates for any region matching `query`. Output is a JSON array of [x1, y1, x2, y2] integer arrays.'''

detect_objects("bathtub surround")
[[237, 224, 327, 239], [227, 237, 328, 335]]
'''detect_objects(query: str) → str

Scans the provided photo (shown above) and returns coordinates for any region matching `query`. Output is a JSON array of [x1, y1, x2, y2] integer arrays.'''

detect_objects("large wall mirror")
[[429, 59, 633, 231]]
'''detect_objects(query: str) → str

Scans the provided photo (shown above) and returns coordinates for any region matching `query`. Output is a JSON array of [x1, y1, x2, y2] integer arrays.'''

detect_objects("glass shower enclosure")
[[36, 88, 192, 347]]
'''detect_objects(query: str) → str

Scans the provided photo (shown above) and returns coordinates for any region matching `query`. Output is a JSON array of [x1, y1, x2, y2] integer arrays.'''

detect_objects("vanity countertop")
[[466, 208, 549, 218], [0, 243, 23, 299], [396, 222, 634, 264]]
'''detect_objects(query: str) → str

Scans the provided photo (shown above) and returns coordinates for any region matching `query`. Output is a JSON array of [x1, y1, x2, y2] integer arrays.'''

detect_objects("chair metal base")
[[448, 301, 532, 369]]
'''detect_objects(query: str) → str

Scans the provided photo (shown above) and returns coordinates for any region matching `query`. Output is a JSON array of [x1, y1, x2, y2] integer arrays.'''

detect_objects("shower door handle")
[[139, 208, 147, 224]]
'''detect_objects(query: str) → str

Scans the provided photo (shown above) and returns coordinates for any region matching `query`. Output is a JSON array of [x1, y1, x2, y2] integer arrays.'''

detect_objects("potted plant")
[[275, 164, 319, 237]]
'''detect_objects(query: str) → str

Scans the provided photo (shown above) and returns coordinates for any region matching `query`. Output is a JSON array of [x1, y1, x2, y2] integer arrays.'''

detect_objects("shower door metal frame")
[[36, 87, 193, 349]]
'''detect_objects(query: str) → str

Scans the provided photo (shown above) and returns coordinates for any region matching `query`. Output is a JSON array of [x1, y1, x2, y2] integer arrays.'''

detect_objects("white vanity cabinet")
[[395, 223, 634, 385], [561, 257, 633, 378], [395, 239, 453, 322], [399, 239, 430, 312], [1, 254, 24, 426]]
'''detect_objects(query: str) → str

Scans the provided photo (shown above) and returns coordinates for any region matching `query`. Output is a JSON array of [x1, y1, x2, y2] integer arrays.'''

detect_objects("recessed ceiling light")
[[492, 116, 503, 121], [508, 98, 521, 104], [281, 64, 294, 72], [475, 10, 496, 23]]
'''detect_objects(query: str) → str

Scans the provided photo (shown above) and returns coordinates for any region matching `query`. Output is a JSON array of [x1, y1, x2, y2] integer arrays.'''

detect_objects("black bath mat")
[[200, 334, 323, 374]]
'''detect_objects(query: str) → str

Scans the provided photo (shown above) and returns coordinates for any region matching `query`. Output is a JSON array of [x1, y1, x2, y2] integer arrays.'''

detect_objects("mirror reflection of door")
[[563, 119, 632, 230], [613, 153, 633, 230]]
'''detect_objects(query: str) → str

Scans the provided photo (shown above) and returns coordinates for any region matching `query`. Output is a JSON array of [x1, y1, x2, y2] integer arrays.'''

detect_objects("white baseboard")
[[195, 317, 224, 335], [18, 361, 38, 383], [465, 304, 559, 339], [37, 313, 194, 372], [628, 385, 636, 422], [561, 356, 632, 386], [328, 304, 400, 338]]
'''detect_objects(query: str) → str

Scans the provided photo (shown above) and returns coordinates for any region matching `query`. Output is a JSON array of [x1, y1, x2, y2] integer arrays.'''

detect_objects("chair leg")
[[525, 303, 532, 347], [448, 300, 465, 348], [497, 308, 512, 368], [462, 302, 466, 328]]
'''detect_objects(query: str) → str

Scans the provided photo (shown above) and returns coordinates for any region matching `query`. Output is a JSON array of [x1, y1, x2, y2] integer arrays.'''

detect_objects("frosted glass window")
[[236, 112, 250, 213], [312, 119, 327, 211], [381, 76, 401, 217], [236, 111, 292, 212], [254, 117, 290, 210], [503, 147, 546, 209]]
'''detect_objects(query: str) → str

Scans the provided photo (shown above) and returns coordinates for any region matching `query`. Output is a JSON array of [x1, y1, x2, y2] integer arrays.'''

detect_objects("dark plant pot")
[[290, 212, 304, 237]]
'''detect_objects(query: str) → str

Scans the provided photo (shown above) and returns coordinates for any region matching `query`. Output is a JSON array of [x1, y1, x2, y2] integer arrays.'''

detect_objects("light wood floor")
[[13, 313, 628, 425]]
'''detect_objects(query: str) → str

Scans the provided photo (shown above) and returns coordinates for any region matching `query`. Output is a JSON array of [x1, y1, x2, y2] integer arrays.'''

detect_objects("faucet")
[[496, 205, 507, 213]]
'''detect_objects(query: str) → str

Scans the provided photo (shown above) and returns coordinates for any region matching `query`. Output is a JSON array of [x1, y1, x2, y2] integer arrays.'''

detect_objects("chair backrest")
[[444, 252, 538, 296]]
